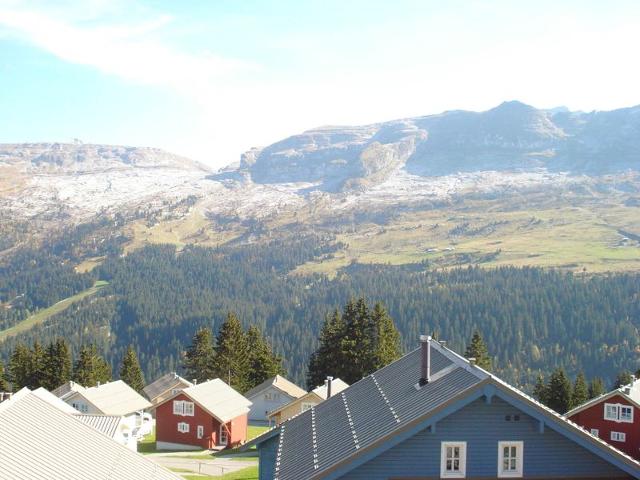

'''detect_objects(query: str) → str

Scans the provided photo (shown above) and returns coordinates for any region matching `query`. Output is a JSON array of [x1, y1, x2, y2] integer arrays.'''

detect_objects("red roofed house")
[[154, 378, 252, 450], [566, 378, 640, 459]]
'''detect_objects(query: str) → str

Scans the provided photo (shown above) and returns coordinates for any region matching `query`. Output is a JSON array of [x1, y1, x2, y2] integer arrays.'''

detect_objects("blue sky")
[[1, 0, 639, 168]]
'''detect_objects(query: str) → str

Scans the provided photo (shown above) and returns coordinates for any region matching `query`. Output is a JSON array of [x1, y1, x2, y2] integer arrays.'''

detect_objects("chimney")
[[326, 376, 333, 399], [193, 379, 197, 385], [419, 335, 431, 386]]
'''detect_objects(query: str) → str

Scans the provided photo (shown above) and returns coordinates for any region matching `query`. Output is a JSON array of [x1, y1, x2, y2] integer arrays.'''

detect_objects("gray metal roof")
[[75, 414, 123, 438], [271, 342, 485, 480], [143, 372, 193, 402], [0, 389, 181, 480]]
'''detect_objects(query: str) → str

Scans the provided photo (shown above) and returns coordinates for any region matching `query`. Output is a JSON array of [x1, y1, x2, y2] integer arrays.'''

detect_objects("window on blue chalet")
[[440, 441, 466, 478], [498, 441, 523, 478]]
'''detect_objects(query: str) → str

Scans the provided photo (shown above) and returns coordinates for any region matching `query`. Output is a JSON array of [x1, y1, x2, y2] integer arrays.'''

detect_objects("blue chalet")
[[250, 336, 640, 480]]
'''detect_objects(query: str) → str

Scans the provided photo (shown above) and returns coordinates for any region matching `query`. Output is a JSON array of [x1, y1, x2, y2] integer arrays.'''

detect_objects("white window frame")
[[177, 422, 190, 433], [611, 431, 626, 442], [440, 441, 466, 478], [173, 400, 195, 416], [219, 424, 229, 446], [197, 425, 204, 439], [590, 428, 599, 437], [498, 441, 523, 478], [604, 403, 634, 423], [300, 402, 315, 413]]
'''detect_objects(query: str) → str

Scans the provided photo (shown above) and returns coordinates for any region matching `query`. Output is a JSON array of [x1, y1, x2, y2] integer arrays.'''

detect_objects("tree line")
[[183, 312, 284, 394], [0, 339, 145, 393]]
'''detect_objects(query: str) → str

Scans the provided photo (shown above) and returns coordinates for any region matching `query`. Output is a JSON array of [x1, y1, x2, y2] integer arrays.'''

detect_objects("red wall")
[[156, 393, 248, 449], [568, 394, 640, 459]]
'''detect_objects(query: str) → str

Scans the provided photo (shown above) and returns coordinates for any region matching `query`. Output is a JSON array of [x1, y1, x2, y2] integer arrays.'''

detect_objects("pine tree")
[[73, 344, 112, 387], [464, 331, 492, 371], [119, 345, 145, 393], [533, 374, 548, 405], [588, 377, 605, 399], [7, 343, 32, 389], [370, 302, 402, 370], [44, 338, 72, 391], [571, 372, 589, 410], [307, 309, 346, 389], [183, 327, 216, 384], [546, 367, 573, 414], [0, 362, 9, 392], [613, 371, 633, 389], [246, 325, 284, 389], [214, 312, 250, 392], [29, 341, 47, 389], [341, 298, 375, 384]]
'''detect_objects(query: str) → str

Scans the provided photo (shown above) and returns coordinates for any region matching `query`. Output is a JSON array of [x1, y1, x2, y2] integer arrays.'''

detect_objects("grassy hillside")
[[0, 280, 108, 341]]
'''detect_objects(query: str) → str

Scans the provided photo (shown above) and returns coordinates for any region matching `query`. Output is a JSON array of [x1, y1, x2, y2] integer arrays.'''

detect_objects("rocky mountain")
[[239, 101, 640, 190]]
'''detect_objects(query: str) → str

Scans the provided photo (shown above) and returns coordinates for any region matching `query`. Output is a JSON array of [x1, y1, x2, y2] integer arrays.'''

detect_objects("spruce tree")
[[214, 312, 250, 392], [0, 362, 9, 392], [464, 331, 492, 371], [44, 338, 72, 391], [546, 367, 572, 414], [571, 372, 589, 410], [7, 343, 32, 389], [341, 297, 374, 384], [183, 327, 216, 384], [370, 302, 402, 370], [533, 374, 548, 405], [307, 309, 346, 389], [246, 325, 284, 389], [613, 371, 633, 389], [73, 344, 112, 387], [588, 377, 605, 399], [29, 341, 47, 389], [119, 345, 145, 393]]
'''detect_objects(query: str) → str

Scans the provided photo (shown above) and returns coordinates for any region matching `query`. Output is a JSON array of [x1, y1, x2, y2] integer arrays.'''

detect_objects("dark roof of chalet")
[[252, 340, 640, 480], [143, 373, 193, 401]]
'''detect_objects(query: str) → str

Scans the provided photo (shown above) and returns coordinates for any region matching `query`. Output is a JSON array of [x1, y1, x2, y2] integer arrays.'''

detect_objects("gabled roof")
[[244, 375, 307, 400], [566, 379, 640, 417], [31, 387, 79, 414], [0, 388, 180, 480], [156, 378, 252, 423], [251, 340, 640, 480], [143, 372, 193, 401], [52, 380, 86, 399], [75, 414, 124, 438], [267, 378, 350, 419], [72, 380, 152, 415]]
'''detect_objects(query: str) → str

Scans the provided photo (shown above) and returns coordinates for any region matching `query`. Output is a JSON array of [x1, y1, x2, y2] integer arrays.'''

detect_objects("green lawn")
[[138, 426, 157, 454], [182, 466, 258, 480], [0, 280, 109, 341], [247, 425, 269, 441]]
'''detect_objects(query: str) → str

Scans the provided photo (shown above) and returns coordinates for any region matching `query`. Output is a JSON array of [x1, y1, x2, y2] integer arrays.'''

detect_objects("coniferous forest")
[[1, 233, 639, 392]]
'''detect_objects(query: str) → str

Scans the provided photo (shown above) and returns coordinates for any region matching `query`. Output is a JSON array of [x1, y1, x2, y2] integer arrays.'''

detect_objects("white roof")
[[171, 379, 252, 423], [244, 375, 307, 400], [31, 387, 80, 414], [73, 380, 151, 415], [0, 388, 180, 480], [311, 378, 350, 400]]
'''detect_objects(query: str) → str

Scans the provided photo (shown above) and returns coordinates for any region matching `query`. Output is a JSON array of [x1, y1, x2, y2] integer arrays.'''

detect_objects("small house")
[[567, 378, 640, 460], [143, 372, 194, 410], [267, 377, 349, 426], [251, 336, 640, 480], [244, 375, 306, 423], [154, 378, 252, 450]]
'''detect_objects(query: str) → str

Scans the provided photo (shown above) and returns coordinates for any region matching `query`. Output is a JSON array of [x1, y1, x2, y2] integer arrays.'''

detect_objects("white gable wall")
[[248, 385, 296, 422]]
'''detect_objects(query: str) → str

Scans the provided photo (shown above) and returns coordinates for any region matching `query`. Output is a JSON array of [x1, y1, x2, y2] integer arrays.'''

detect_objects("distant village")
[[2, 300, 640, 479]]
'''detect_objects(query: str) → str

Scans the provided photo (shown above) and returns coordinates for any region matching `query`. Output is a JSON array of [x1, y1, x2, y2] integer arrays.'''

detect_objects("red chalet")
[[566, 379, 640, 459], [154, 378, 252, 450]]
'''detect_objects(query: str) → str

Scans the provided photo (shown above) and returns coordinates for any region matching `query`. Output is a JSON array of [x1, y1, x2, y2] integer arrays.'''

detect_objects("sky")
[[1, 1, 639, 169]]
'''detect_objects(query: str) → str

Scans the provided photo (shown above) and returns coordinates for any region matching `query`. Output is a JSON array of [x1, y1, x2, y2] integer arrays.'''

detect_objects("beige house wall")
[[269, 393, 323, 425]]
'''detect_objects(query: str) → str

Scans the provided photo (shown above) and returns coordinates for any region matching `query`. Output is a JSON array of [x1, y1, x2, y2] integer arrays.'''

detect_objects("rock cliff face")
[[241, 101, 640, 188]]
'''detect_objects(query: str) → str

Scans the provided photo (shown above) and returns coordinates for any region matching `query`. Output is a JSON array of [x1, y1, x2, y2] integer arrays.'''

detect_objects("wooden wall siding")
[[271, 393, 322, 425], [259, 435, 279, 480], [339, 397, 629, 480], [569, 394, 640, 460]]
